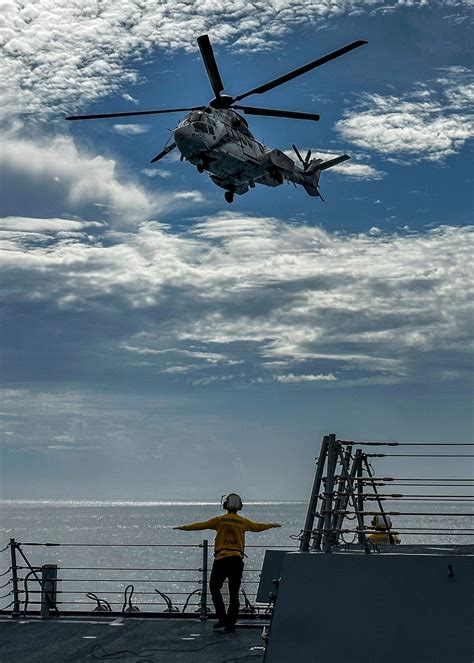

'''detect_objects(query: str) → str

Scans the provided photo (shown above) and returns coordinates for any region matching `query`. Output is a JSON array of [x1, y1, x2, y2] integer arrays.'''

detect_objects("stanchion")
[[9, 539, 20, 618], [200, 539, 208, 622]]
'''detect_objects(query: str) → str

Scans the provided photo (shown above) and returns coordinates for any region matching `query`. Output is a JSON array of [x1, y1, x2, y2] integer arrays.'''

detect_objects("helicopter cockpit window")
[[194, 122, 208, 132], [187, 112, 203, 123]]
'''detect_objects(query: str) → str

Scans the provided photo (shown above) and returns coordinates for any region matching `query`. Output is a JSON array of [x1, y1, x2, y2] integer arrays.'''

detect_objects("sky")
[[0, 0, 473, 501]]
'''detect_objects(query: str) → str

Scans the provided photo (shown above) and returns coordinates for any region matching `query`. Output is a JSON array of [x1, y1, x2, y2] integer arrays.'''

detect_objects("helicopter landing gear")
[[197, 162, 205, 173], [224, 191, 234, 204]]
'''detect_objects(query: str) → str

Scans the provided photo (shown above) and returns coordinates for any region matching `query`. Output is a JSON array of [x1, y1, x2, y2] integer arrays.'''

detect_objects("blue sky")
[[0, 1, 472, 500]]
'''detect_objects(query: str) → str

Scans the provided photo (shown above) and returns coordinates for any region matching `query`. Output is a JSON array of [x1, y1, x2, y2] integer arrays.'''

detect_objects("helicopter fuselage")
[[173, 107, 306, 196]]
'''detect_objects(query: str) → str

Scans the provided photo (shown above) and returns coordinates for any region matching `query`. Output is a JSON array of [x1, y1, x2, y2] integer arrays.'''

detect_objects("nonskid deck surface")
[[0, 615, 266, 663]]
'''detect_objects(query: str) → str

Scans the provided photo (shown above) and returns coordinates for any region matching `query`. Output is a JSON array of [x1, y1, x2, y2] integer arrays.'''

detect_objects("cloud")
[[122, 93, 139, 105], [141, 168, 172, 178], [113, 124, 150, 136], [174, 190, 205, 203], [274, 373, 337, 383], [336, 70, 474, 162], [1, 211, 472, 387], [0, 134, 155, 225], [0, 0, 466, 122], [0, 133, 208, 227], [0, 216, 103, 233]]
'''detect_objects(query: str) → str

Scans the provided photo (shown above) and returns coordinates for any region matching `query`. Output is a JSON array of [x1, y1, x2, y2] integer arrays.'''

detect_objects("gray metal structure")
[[65, 35, 368, 203], [299, 433, 378, 553], [264, 551, 474, 663], [262, 433, 474, 662], [40, 564, 58, 618], [256, 550, 289, 603]]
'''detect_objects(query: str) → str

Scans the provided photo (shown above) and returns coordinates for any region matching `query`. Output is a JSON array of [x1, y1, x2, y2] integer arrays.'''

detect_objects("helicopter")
[[66, 35, 367, 203]]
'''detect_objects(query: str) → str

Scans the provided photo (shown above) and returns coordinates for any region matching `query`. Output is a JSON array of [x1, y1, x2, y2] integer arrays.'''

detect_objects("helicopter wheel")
[[224, 191, 234, 204], [197, 163, 205, 173]]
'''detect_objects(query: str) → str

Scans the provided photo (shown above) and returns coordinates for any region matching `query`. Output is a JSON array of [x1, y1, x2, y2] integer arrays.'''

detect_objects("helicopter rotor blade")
[[197, 34, 224, 98], [150, 142, 177, 164], [65, 107, 204, 121], [305, 149, 312, 164], [233, 40, 367, 102], [233, 106, 319, 121]]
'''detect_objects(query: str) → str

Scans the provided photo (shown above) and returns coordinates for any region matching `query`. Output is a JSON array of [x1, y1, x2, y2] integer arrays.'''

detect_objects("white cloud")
[[0, 216, 102, 233], [0, 0, 466, 122], [336, 70, 474, 162], [0, 133, 206, 226], [122, 93, 139, 105], [1, 211, 472, 385], [189, 375, 235, 386], [0, 134, 154, 224], [141, 168, 172, 178], [274, 373, 337, 383], [174, 190, 205, 203], [113, 124, 150, 136]]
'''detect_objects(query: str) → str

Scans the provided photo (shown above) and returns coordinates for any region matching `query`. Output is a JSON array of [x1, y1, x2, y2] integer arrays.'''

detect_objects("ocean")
[[1, 500, 472, 613]]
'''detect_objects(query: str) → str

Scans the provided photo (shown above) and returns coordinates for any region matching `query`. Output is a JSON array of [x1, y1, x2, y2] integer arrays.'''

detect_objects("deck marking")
[[189, 633, 201, 636], [33, 619, 106, 625], [181, 637, 195, 640], [109, 617, 123, 626], [82, 636, 97, 639]]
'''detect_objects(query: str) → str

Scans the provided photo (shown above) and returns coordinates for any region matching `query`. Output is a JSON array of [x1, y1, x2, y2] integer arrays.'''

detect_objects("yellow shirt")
[[180, 512, 274, 560], [367, 531, 401, 545]]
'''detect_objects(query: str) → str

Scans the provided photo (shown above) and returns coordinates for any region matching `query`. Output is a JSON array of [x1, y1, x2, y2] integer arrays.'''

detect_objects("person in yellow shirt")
[[367, 514, 401, 545], [174, 493, 281, 632]]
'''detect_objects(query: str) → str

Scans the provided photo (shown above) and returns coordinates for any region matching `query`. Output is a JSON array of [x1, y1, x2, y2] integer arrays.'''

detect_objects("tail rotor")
[[292, 145, 313, 171], [293, 145, 324, 200]]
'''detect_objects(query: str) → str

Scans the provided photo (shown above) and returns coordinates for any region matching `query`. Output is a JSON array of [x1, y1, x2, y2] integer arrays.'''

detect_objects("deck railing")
[[0, 539, 297, 619]]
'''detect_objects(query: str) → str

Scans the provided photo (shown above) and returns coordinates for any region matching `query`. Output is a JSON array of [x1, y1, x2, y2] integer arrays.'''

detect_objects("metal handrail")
[[2, 538, 277, 619]]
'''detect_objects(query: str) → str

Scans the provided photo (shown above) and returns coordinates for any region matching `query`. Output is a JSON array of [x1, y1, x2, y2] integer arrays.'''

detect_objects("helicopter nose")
[[174, 123, 209, 157]]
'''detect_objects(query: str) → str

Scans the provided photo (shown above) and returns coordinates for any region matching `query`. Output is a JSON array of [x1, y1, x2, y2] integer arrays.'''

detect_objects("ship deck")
[[0, 615, 267, 662]]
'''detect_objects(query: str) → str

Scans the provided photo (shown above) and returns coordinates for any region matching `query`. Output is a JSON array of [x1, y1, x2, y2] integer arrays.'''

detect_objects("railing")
[[300, 435, 474, 553], [0, 539, 297, 619]]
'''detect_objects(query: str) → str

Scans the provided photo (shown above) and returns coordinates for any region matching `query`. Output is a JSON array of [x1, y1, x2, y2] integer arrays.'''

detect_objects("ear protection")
[[222, 493, 243, 511], [371, 514, 392, 529]]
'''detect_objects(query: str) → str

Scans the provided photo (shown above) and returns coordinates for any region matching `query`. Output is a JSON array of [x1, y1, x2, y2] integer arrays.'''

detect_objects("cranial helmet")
[[222, 493, 243, 511], [371, 514, 392, 530]]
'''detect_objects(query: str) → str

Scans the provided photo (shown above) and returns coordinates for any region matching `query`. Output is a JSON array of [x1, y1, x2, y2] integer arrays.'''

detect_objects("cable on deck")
[[85, 592, 111, 612]]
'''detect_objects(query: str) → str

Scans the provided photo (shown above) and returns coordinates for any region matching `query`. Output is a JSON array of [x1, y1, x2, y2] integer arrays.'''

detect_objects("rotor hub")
[[210, 95, 234, 109]]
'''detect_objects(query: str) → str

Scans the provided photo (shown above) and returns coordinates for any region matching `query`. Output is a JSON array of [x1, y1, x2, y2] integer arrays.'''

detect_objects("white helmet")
[[222, 493, 243, 511], [372, 514, 392, 529]]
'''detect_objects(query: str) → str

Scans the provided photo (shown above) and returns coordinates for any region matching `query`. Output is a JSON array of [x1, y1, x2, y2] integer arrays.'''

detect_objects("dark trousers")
[[209, 556, 244, 625]]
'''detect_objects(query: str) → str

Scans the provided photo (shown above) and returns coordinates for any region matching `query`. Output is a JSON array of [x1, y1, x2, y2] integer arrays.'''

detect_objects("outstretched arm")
[[245, 519, 282, 533], [173, 517, 219, 531]]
